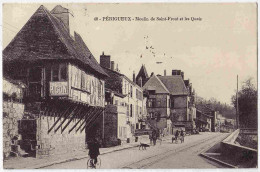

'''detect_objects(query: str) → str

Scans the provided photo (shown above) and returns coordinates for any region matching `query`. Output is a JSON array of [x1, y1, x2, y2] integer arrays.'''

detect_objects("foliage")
[[235, 134, 257, 149], [231, 78, 257, 128], [195, 96, 236, 119]]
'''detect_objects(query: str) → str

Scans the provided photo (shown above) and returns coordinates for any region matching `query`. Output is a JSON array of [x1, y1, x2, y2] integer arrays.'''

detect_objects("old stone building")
[[3, 5, 108, 158], [142, 74, 172, 135], [140, 67, 196, 134]]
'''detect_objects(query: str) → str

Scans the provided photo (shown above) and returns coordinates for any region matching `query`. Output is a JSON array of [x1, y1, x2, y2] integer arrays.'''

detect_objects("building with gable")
[[140, 67, 196, 134], [3, 5, 108, 157], [142, 74, 172, 135]]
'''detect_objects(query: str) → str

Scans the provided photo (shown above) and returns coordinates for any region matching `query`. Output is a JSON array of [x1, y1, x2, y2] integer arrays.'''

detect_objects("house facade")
[[100, 53, 145, 144], [158, 71, 196, 133], [142, 74, 172, 135], [140, 67, 196, 134], [3, 5, 108, 157]]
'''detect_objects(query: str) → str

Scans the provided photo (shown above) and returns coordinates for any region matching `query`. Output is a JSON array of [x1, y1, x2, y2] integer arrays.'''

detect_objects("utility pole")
[[236, 75, 239, 129]]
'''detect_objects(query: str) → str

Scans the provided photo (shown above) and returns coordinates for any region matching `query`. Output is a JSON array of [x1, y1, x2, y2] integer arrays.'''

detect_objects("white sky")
[[2, 3, 257, 106]]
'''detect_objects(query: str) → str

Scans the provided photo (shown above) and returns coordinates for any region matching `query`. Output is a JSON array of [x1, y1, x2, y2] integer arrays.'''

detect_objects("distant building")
[[142, 74, 172, 135], [196, 109, 212, 131], [136, 64, 149, 87], [196, 104, 217, 132], [141, 68, 196, 134]]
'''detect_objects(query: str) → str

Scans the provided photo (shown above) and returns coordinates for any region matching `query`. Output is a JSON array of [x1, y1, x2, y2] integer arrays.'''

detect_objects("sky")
[[2, 3, 257, 106]]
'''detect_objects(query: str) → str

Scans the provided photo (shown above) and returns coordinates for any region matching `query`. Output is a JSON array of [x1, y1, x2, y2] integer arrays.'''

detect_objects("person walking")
[[180, 130, 185, 143], [149, 133, 153, 145], [175, 130, 179, 144], [152, 130, 157, 146]]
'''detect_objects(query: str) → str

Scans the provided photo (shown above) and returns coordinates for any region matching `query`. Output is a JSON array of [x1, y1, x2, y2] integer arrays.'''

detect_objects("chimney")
[[100, 52, 111, 69], [111, 61, 115, 71], [172, 70, 181, 76], [116, 64, 119, 72], [51, 5, 75, 37], [164, 70, 166, 76], [181, 72, 184, 79], [150, 72, 154, 77], [133, 71, 136, 83]]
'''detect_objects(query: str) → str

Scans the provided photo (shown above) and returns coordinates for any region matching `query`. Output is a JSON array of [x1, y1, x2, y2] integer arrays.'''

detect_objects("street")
[[44, 132, 229, 169]]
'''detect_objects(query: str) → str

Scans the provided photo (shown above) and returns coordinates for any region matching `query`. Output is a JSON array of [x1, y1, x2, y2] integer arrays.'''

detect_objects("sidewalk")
[[3, 135, 172, 169]]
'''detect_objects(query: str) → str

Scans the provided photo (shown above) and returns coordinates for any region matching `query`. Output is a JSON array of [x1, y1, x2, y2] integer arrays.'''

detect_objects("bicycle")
[[87, 157, 101, 169]]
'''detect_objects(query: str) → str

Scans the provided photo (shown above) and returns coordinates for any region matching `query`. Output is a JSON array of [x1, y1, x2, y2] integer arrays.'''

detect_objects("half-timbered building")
[[3, 5, 108, 157]]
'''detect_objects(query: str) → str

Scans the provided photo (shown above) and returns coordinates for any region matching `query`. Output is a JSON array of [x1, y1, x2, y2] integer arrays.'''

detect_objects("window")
[[148, 98, 156, 108], [51, 64, 67, 81], [60, 64, 67, 81], [52, 64, 59, 81], [171, 98, 175, 108], [130, 104, 133, 117], [124, 81, 127, 95], [130, 86, 133, 97], [126, 104, 129, 116], [150, 112, 155, 119], [98, 80, 101, 98], [28, 66, 43, 98], [157, 100, 161, 107], [81, 72, 86, 90], [115, 100, 118, 105]]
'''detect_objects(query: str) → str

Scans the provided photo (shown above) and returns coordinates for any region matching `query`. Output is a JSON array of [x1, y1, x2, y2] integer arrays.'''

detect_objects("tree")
[[195, 95, 236, 119], [232, 78, 257, 128]]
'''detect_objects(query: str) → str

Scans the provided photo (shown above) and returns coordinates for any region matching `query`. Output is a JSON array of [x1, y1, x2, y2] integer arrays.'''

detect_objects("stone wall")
[[103, 110, 118, 147], [36, 116, 86, 157], [3, 101, 24, 159]]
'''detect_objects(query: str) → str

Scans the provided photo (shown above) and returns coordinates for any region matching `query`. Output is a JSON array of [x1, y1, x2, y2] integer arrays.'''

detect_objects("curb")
[[199, 133, 238, 169], [200, 153, 237, 168]]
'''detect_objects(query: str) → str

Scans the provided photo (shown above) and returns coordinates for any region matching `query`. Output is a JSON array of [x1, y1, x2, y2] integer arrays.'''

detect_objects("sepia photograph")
[[2, 2, 258, 169]]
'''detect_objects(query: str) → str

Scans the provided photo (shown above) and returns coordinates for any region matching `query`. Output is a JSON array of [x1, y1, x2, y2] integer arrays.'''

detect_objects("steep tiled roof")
[[3, 5, 108, 77], [143, 75, 170, 94], [158, 75, 188, 95]]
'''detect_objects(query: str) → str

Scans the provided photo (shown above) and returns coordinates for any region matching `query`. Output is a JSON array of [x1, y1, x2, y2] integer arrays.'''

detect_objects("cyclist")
[[88, 138, 100, 167]]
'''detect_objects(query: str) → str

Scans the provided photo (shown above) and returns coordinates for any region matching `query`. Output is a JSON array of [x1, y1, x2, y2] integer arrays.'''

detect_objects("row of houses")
[[2, 5, 234, 159]]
